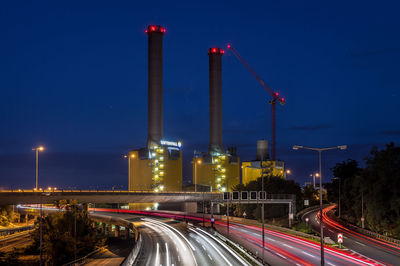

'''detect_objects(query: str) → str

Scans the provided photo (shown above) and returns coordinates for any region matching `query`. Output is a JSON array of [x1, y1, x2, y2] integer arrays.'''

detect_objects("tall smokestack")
[[146, 25, 166, 148], [208, 47, 224, 153]]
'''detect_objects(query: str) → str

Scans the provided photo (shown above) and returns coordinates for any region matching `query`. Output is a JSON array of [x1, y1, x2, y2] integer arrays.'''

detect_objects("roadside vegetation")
[[325, 142, 400, 239], [0, 206, 18, 227], [1, 202, 105, 265]]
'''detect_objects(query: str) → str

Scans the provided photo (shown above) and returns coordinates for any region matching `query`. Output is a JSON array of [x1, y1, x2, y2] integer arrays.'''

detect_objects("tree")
[[29, 204, 105, 265], [0, 205, 18, 226], [302, 185, 319, 206], [327, 143, 400, 238], [232, 175, 302, 221], [362, 143, 400, 237]]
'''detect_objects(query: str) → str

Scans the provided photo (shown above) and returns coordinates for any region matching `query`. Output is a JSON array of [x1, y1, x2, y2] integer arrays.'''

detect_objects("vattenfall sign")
[[160, 140, 182, 148]]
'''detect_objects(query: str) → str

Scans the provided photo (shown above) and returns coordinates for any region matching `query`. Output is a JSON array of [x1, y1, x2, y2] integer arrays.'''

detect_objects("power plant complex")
[[128, 25, 286, 202]]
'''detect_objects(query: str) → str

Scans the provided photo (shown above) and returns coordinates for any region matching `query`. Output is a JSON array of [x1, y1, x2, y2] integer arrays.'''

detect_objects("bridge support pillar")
[[115, 226, 120, 238], [211, 203, 220, 214], [101, 223, 106, 234], [288, 202, 293, 228], [107, 224, 112, 236], [25, 214, 29, 225], [183, 202, 197, 213]]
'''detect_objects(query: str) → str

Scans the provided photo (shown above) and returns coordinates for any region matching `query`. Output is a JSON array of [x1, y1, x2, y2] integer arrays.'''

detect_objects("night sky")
[[1, 1, 399, 190]]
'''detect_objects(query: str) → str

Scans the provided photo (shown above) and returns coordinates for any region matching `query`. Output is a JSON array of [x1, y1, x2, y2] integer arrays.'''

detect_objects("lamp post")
[[293, 144, 347, 266], [32, 146, 44, 190], [194, 159, 202, 192], [285, 169, 291, 179], [124, 153, 135, 191], [261, 155, 265, 264]]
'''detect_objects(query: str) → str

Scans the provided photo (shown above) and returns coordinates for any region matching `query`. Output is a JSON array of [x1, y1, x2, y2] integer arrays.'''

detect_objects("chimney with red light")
[[208, 47, 224, 153], [146, 25, 166, 148]]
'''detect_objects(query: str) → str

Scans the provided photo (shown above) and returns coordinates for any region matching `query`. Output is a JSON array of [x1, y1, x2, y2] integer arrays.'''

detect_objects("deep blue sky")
[[1, 1, 399, 189]]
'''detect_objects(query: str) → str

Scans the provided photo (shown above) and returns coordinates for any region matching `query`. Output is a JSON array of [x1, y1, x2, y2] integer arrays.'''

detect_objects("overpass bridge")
[[0, 190, 295, 206]]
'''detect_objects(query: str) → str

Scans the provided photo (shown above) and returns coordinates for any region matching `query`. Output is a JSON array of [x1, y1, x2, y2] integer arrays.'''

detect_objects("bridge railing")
[[0, 189, 222, 194]]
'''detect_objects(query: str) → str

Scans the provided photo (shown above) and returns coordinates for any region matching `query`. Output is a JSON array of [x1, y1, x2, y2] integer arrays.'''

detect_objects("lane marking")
[[301, 251, 316, 258], [144, 218, 196, 251], [208, 254, 213, 260], [165, 243, 170, 266], [195, 228, 250, 266], [355, 241, 366, 247], [155, 243, 160, 266], [189, 228, 232, 266]]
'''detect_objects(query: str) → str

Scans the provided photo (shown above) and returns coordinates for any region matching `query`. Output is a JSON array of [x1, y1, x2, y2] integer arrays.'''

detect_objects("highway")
[[303, 206, 400, 265], [103, 212, 250, 266], [96, 209, 385, 265], [214, 220, 383, 266]]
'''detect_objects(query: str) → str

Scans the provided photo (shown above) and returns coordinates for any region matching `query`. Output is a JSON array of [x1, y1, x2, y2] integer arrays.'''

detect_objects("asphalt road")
[[106, 213, 249, 266], [214, 220, 383, 266], [303, 206, 400, 265]]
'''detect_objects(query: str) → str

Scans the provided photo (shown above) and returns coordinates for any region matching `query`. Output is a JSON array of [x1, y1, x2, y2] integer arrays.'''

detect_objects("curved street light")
[[292, 144, 347, 266], [32, 146, 45, 190]]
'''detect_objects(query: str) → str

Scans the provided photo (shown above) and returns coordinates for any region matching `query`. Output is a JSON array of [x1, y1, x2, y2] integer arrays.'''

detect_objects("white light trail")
[[195, 227, 250, 266], [143, 218, 198, 266], [165, 243, 169, 266], [155, 243, 160, 266], [189, 228, 232, 266], [144, 218, 196, 251]]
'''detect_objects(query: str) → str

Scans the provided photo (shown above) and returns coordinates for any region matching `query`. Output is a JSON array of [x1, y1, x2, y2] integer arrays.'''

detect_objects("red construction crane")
[[227, 44, 285, 161]]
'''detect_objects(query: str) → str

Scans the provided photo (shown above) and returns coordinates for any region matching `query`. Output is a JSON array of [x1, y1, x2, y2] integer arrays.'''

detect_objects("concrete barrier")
[[121, 234, 142, 266]]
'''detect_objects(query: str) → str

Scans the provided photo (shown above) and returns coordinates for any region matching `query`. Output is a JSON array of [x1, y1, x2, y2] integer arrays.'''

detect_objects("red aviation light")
[[208, 47, 224, 55], [227, 44, 231, 49], [146, 25, 166, 34]]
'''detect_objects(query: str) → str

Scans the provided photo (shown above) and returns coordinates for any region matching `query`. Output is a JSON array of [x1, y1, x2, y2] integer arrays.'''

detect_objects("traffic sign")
[[223, 192, 230, 200], [337, 233, 343, 244], [232, 191, 239, 200]]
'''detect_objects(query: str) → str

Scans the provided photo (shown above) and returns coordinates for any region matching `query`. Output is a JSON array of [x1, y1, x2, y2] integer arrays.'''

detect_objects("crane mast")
[[227, 44, 285, 161]]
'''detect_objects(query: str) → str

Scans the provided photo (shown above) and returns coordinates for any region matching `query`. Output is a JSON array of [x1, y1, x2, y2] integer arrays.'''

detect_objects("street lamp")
[[292, 144, 347, 266], [32, 146, 45, 190], [285, 169, 291, 179], [314, 172, 320, 189], [194, 159, 202, 192], [124, 153, 135, 191]]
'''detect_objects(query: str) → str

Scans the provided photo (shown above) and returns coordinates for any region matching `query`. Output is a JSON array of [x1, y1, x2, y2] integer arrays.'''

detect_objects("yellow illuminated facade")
[[242, 160, 285, 185], [129, 143, 182, 192], [193, 154, 240, 192]]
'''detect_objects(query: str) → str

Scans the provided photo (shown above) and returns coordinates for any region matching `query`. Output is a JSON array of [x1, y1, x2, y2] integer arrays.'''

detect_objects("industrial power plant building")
[[241, 140, 285, 185], [128, 25, 182, 194], [128, 24, 284, 200], [192, 48, 240, 192]]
